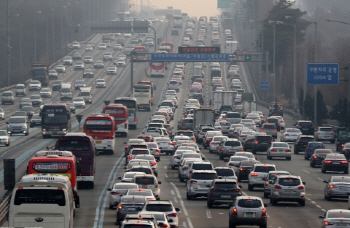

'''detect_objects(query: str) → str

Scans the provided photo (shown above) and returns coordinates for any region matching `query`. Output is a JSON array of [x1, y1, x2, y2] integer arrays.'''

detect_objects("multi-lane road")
[[0, 17, 347, 228]]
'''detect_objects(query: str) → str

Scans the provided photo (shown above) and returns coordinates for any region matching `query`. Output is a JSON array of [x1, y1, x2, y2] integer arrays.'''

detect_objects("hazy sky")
[[149, 0, 221, 18]]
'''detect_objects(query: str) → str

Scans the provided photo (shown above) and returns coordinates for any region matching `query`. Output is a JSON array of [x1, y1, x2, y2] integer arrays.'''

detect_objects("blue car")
[[304, 141, 324, 160]]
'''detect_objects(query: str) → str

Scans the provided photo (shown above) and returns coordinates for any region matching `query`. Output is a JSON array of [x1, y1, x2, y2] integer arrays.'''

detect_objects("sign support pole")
[[348, 62, 350, 120], [131, 51, 134, 96]]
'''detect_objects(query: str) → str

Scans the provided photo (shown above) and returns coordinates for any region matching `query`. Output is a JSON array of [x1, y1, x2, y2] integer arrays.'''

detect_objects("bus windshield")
[[14, 189, 65, 206], [58, 140, 91, 151], [114, 100, 137, 108], [85, 119, 113, 130], [42, 108, 68, 125]]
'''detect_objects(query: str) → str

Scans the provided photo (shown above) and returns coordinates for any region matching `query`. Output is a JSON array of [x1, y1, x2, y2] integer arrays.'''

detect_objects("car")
[[72, 41, 80, 49], [63, 56, 73, 65], [20, 106, 35, 119], [68, 103, 75, 114], [72, 52, 82, 60], [251, 135, 273, 154], [229, 196, 268, 228], [217, 139, 243, 160], [74, 61, 85, 70], [55, 64, 66, 73], [294, 120, 315, 135], [98, 43, 107, 50], [115, 58, 126, 67], [280, 128, 302, 142], [7, 116, 29, 136], [304, 141, 325, 160], [115, 195, 147, 225], [207, 179, 242, 208], [113, 44, 123, 51], [266, 117, 281, 131], [85, 44, 93, 51], [319, 209, 350, 228], [126, 189, 156, 201], [140, 200, 180, 228], [30, 114, 41, 128], [48, 70, 58, 79], [0, 108, 4, 120], [270, 175, 306, 206], [341, 142, 350, 160], [19, 98, 32, 108], [94, 60, 104, 69], [261, 123, 277, 138], [236, 160, 261, 182], [29, 80, 41, 91], [315, 127, 336, 143], [0, 130, 10, 147], [52, 80, 62, 91], [323, 176, 350, 201], [263, 171, 290, 198], [186, 170, 217, 200], [39, 88, 52, 98], [267, 142, 292, 160], [248, 163, 276, 191], [226, 156, 250, 172], [107, 66, 117, 75], [73, 97, 86, 109], [294, 135, 315, 154], [103, 52, 113, 61], [309, 149, 334, 167], [153, 137, 174, 155], [83, 56, 93, 64], [83, 69, 94, 78], [96, 79, 106, 88], [203, 131, 223, 149], [214, 167, 237, 180], [322, 153, 349, 174], [30, 94, 42, 106]]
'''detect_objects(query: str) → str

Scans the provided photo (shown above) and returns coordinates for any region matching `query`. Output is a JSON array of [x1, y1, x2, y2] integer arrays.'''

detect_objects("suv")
[[263, 171, 290, 198], [310, 149, 333, 167], [141, 200, 180, 228], [168, 80, 180, 92], [236, 160, 261, 182], [1, 91, 14, 105], [293, 135, 315, 154], [203, 131, 223, 149], [248, 164, 276, 191], [304, 141, 324, 160], [15, 84, 26, 96], [186, 161, 214, 179], [229, 196, 268, 228], [225, 112, 242, 124], [294, 120, 314, 135], [186, 170, 218, 200], [251, 135, 273, 154], [270, 175, 306, 206], [315, 127, 335, 143], [266, 117, 280, 131], [124, 142, 148, 157], [7, 116, 29, 136], [207, 179, 242, 208], [261, 123, 277, 138], [217, 139, 243, 160], [195, 126, 214, 143], [120, 217, 158, 228]]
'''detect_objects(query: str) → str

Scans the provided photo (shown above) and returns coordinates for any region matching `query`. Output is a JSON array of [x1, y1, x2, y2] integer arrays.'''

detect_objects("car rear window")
[[319, 127, 332, 131], [192, 164, 213, 170], [131, 168, 152, 174], [130, 145, 148, 150], [298, 122, 313, 127], [279, 178, 301, 186], [177, 132, 194, 137], [254, 166, 276, 173], [300, 137, 314, 142], [215, 169, 234, 176], [224, 141, 241, 146], [214, 182, 237, 188], [145, 204, 173, 212], [170, 81, 178, 85], [202, 128, 214, 133], [132, 150, 149, 155], [237, 199, 262, 208], [183, 154, 201, 159], [263, 125, 276, 129], [191, 173, 217, 180], [328, 211, 350, 218], [256, 136, 272, 141], [309, 143, 323, 148], [124, 225, 153, 228]]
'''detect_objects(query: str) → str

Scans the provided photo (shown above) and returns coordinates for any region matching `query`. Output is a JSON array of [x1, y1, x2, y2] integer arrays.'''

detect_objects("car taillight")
[[171, 142, 176, 145], [254, 141, 258, 144], [173, 156, 180, 159], [250, 173, 258, 176], [229, 163, 235, 166], [168, 213, 177, 217], [125, 145, 129, 148], [190, 180, 197, 183], [150, 161, 157, 165], [313, 155, 318, 158], [342, 144, 345, 147], [324, 221, 334, 226], [239, 168, 246, 171], [265, 181, 269, 186], [298, 186, 305, 190], [341, 161, 348, 164], [160, 224, 168, 228], [285, 134, 289, 136], [192, 138, 196, 142], [271, 149, 277, 152], [218, 127, 222, 129], [324, 160, 332, 164], [232, 208, 238, 215], [121, 180, 127, 182], [107, 136, 114, 139], [261, 208, 267, 216], [211, 187, 218, 191], [274, 185, 282, 189], [118, 205, 124, 210], [329, 185, 337, 189], [275, 129, 277, 132], [111, 191, 120, 195], [240, 148, 244, 151], [333, 132, 336, 135], [211, 142, 217, 145], [285, 149, 291, 152], [155, 149, 160, 154], [318, 132, 320, 135], [206, 138, 210, 141], [307, 147, 311, 151], [134, 115, 137, 122], [128, 155, 133, 160], [261, 129, 264, 132]]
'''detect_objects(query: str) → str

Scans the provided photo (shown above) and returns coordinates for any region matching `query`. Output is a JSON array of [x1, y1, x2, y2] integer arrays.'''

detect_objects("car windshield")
[[21, 106, 33, 111], [328, 211, 350, 219], [279, 178, 301, 186], [32, 115, 41, 120], [30, 95, 40, 99], [0, 131, 7, 136], [215, 169, 234, 176], [9, 118, 25, 123], [237, 199, 262, 208], [254, 166, 276, 173]]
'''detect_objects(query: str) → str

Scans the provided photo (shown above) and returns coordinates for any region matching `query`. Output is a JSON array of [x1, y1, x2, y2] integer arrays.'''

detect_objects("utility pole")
[[7, 0, 11, 86], [51, 9, 55, 63], [313, 22, 318, 125]]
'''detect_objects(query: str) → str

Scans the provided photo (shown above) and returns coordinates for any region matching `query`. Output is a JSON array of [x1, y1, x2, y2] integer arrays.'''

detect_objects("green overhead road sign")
[[245, 54, 251, 60], [228, 14, 231, 18], [217, 0, 231, 9]]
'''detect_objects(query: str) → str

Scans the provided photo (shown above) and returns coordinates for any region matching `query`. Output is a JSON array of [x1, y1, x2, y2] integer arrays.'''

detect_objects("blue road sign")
[[260, 81, 270, 90], [307, 63, 339, 85], [151, 53, 230, 62]]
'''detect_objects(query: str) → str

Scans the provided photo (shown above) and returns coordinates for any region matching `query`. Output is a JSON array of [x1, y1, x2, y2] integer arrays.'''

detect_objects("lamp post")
[[6, 0, 11, 86], [46, 12, 49, 62], [34, 11, 42, 62], [15, 14, 22, 77], [50, 9, 55, 62], [61, 6, 65, 58]]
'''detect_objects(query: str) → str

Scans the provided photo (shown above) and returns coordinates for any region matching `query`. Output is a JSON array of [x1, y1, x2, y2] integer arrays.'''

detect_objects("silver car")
[[280, 128, 302, 142], [107, 183, 139, 209], [323, 176, 350, 201], [217, 139, 243, 160], [209, 136, 228, 153], [263, 171, 290, 198], [267, 142, 292, 160], [248, 163, 276, 191], [316, 127, 336, 143], [228, 124, 244, 138], [319, 209, 350, 228], [171, 150, 193, 169], [178, 158, 202, 182], [270, 175, 306, 206], [186, 170, 218, 200], [154, 137, 175, 155]]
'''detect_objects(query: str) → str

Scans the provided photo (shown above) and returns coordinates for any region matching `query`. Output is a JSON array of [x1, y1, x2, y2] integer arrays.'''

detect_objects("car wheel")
[[263, 192, 269, 198], [6, 142, 10, 147], [304, 155, 308, 160], [322, 168, 326, 173], [271, 198, 278, 206], [252, 149, 256, 154], [171, 165, 175, 170], [260, 223, 267, 228], [345, 169, 349, 174], [294, 149, 298, 154], [179, 177, 184, 182], [25, 132, 28, 136], [237, 176, 241, 182], [325, 194, 331, 201], [310, 162, 315, 167], [109, 205, 114, 209], [248, 184, 254, 191], [219, 154, 223, 160]]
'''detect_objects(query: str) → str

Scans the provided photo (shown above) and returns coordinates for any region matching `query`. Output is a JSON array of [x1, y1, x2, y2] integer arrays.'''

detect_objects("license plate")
[[333, 162, 340, 164], [96, 141, 101, 144], [244, 212, 255, 217], [128, 208, 136, 211], [284, 190, 294, 193], [142, 184, 147, 189], [279, 150, 284, 152], [336, 223, 347, 226], [303, 128, 308, 130], [221, 195, 231, 198], [52, 132, 57, 135], [229, 149, 236, 152]]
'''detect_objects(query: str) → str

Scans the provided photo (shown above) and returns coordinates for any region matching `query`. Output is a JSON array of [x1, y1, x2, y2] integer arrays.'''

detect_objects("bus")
[[133, 46, 148, 60], [138, 81, 155, 103], [9, 174, 75, 228], [166, 13, 174, 21], [41, 103, 71, 138], [133, 84, 152, 111], [173, 16, 183, 28], [55, 133, 96, 189], [161, 41, 174, 53], [114, 97, 138, 129], [102, 105, 128, 137], [149, 62, 165, 78], [84, 114, 116, 154], [117, 11, 131, 21], [182, 13, 189, 21]]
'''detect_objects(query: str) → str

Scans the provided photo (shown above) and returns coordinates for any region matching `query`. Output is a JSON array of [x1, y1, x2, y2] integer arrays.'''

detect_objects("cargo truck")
[[241, 93, 256, 117], [213, 91, 235, 115], [31, 63, 49, 86], [192, 108, 215, 130]]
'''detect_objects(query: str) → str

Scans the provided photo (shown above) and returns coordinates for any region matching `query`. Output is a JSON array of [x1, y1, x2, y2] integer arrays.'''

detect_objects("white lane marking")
[[174, 197, 178, 203], [206, 209, 212, 218], [164, 166, 167, 169], [303, 169, 310, 174], [321, 209, 326, 212], [316, 205, 321, 208], [182, 222, 187, 228], [171, 190, 175, 195], [318, 178, 324, 181], [311, 201, 316, 204], [165, 174, 168, 178], [219, 213, 224, 215], [170, 182, 188, 216], [186, 217, 194, 228]]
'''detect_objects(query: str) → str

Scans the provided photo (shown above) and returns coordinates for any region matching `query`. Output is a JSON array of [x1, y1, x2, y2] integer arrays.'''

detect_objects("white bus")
[[9, 174, 75, 228], [133, 84, 152, 111], [173, 16, 183, 28]]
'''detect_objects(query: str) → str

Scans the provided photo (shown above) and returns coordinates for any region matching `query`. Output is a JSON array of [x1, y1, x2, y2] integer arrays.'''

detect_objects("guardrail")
[[0, 191, 11, 225]]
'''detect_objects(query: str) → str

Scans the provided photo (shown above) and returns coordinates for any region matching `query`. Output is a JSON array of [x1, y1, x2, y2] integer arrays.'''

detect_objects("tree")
[[316, 90, 328, 125]]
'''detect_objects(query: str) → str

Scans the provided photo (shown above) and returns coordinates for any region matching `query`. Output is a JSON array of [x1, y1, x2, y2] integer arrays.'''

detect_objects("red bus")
[[149, 62, 165, 78], [161, 41, 174, 53], [27, 150, 80, 207], [84, 114, 115, 155], [133, 46, 148, 60], [166, 13, 174, 21], [102, 105, 128, 137], [138, 81, 155, 103]]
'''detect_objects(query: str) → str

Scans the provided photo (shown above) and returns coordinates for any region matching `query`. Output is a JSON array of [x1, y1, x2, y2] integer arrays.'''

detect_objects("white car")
[[124, 33, 131, 37], [85, 45, 93, 51], [115, 59, 126, 67], [165, 90, 177, 97], [273, 115, 285, 129], [0, 130, 10, 147], [267, 142, 292, 160], [107, 66, 117, 75], [113, 44, 123, 51], [96, 79, 106, 88], [29, 80, 41, 91], [73, 97, 85, 108], [0, 108, 5, 120], [98, 43, 107, 50], [118, 172, 145, 183], [39, 88, 52, 98], [107, 183, 139, 209], [187, 99, 200, 108], [55, 64, 66, 73], [72, 42, 80, 49], [280, 128, 302, 142]]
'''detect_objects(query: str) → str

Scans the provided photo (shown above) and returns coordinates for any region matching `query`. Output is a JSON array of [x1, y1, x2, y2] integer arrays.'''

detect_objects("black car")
[[83, 70, 94, 78], [243, 135, 255, 150], [207, 179, 242, 208], [20, 106, 35, 119], [310, 149, 333, 167], [30, 114, 41, 128], [236, 160, 261, 182], [266, 117, 281, 131], [72, 52, 82, 60], [294, 135, 315, 154], [322, 154, 349, 174], [251, 135, 273, 154], [52, 80, 62, 91], [115, 195, 146, 225], [294, 120, 314, 135], [190, 93, 204, 105]]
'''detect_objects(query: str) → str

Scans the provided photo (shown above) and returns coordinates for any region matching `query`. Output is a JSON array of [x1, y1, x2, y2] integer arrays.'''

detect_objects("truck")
[[226, 41, 238, 54], [31, 63, 49, 86], [268, 101, 283, 117], [213, 91, 235, 115], [336, 127, 350, 152], [241, 93, 256, 117], [192, 108, 215, 130], [102, 34, 112, 47]]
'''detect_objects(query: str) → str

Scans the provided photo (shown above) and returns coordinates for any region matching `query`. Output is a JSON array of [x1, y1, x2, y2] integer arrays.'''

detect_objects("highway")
[[0, 18, 348, 228]]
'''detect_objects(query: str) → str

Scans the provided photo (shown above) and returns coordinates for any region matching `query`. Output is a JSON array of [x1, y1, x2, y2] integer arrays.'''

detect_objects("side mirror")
[[107, 188, 112, 191], [303, 182, 306, 185], [118, 177, 122, 180], [175, 208, 180, 212], [202, 157, 205, 160], [158, 181, 162, 184], [168, 219, 174, 223], [269, 180, 274, 184], [319, 215, 324, 219], [124, 142, 127, 144], [239, 185, 243, 188]]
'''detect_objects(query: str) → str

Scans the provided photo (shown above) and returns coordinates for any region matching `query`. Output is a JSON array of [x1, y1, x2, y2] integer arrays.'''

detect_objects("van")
[[1, 91, 14, 105], [132, 174, 161, 200], [15, 84, 27, 96], [178, 117, 194, 130], [60, 83, 73, 100], [168, 80, 180, 92], [79, 87, 93, 104], [225, 112, 242, 124]]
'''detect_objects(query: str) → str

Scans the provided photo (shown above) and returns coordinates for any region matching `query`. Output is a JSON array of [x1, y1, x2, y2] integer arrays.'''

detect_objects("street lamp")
[[61, 6, 66, 58], [50, 9, 55, 63], [15, 14, 22, 77], [34, 11, 42, 62]]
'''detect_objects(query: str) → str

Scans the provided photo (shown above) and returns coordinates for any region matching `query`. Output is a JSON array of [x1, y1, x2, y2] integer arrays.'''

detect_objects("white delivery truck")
[[226, 40, 238, 54], [213, 91, 235, 115], [192, 108, 216, 129]]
